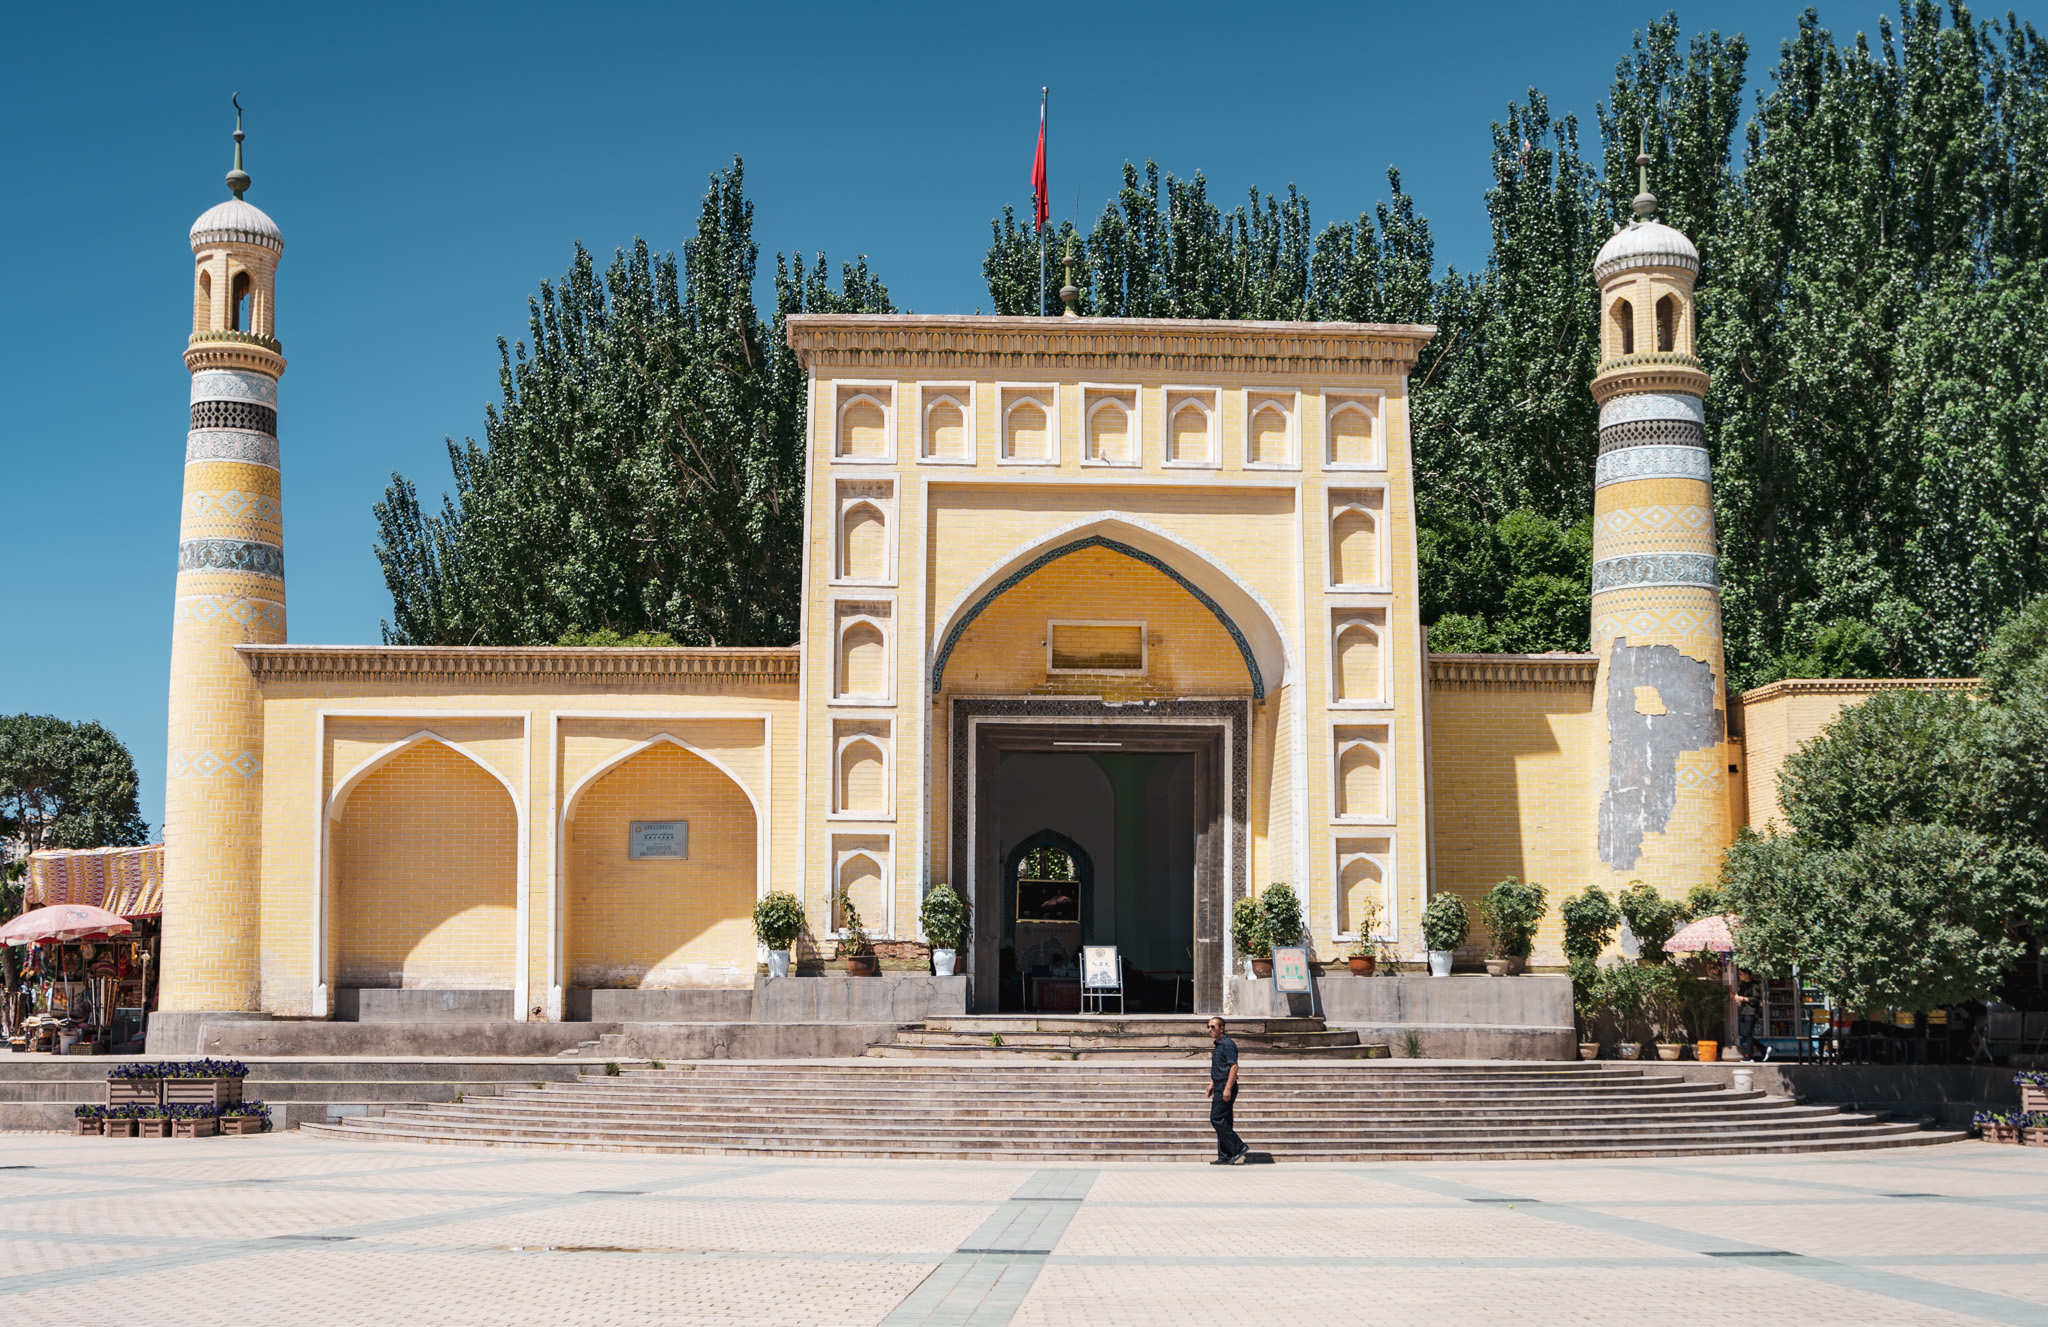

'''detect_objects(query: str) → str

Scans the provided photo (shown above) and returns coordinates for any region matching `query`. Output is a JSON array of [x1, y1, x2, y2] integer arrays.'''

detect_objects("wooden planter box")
[[1988, 1122, 2020, 1143], [74, 1116, 102, 1135], [220, 1115, 266, 1136], [107, 1080, 161, 1107], [2021, 1085, 2047, 1114], [135, 1118, 171, 1138], [163, 1078, 243, 1109], [172, 1117, 219, 1139], [103, 1118, 137, 1137]]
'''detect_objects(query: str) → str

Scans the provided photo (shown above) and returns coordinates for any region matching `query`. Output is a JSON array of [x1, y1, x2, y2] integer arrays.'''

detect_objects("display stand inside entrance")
[[1082, 945, 1124, 1015]]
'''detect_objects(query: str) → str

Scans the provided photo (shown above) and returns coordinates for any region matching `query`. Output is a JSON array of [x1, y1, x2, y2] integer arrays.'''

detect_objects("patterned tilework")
[[186, 429, 280, 468], [1597, 417, 1706, 453], [182, 488, 283, 544], [1592, 587, 1726, 657], [190, 367, 278, 407], [189, 399, 277, 434], [1593, 504, 1716, 557], [1598, 391, 1705, 428], [173, 595, 286, 633], [178, 538, 284, 580], [1589, 552, 1720, 593], [1595, 445, 1711, 488], [167, 748, 263, 780]]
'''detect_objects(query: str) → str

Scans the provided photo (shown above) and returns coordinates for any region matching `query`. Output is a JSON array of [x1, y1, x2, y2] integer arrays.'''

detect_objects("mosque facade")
[[153, 128, 1896, 1029]]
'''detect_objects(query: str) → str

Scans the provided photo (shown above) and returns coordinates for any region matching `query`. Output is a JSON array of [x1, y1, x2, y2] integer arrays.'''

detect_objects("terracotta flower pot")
[[1348, 956, 1375, 977], [845, 955, 879, 977], [1578, 1041, 1600, 1060], [1484, 958, 1510, 977], [1251, 958, 1274, 979], [1655, 1042, 1684, 1061]]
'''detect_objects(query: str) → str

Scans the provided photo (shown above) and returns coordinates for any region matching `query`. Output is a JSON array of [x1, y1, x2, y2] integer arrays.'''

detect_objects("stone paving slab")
[[0, 1134, 2042, 1325]]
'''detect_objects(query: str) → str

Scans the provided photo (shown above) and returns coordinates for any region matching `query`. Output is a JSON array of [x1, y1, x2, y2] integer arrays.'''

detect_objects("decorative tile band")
[[178, 538, 284, 580], [190, 368, 278, 408], [174, 595, 286, 632], [931, 534, 1264, 698], [1590, 552, 1720, 594], [167, 748, 263, 780], [1598, 392, 1704, 429], [1596, 445, 1711, 488], [184, 489, 280, 523], [186, 429, 279, 468], [190, 400, 277, 435], [1598, 417, 1705, 453]]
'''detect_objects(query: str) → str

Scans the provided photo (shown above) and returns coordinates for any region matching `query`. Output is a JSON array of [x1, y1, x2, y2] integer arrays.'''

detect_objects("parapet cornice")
[[1428, 653, 1600, 691], [1736, 676, 1974, 705], [784, 315, 1436, 378], [236, 644, 801, 684], [185, 339, 286, 378], [1591, 355, 1710, 405]]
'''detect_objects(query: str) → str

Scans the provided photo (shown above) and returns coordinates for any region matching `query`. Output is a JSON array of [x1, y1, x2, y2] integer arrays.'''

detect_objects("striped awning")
[[25, 845, 164, 918]]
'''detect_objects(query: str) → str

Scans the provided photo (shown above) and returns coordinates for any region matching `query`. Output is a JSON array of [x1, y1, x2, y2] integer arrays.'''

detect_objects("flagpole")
[[1039, 87, 1048, 316]]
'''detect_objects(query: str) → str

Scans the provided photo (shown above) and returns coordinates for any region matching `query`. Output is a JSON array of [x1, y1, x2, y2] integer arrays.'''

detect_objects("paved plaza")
[[1, 1133, 2045, 1325]]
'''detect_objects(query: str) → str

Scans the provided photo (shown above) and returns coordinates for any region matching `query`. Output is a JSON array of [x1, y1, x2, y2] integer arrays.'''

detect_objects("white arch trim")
[[928, 511, 1296, 693], [327, 729, 521, 821], [551, 732, 771, 1004]]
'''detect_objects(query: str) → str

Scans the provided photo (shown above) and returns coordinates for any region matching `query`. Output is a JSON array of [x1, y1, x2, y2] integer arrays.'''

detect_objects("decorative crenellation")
[[786, 314, 1431, 377], [1736, 676, 1975, 704], [1427, 654, 1599, 691], [235, 644, 802, 683]]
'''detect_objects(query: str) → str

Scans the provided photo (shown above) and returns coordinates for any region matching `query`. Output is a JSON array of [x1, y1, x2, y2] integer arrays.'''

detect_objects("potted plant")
[[1347, 894, 1386, 975], [103, 1104, 138, 1138], [2018, 1071, 2048, 1115], [1260, 883, 1305, 954], [1421, 893, 1467, 976], [2023, 1112, 2048, 1148], [836, 889, 878, 976], [1478, 877, 1547, 975], [169, 1103, 221, 1138], [134, 1105, 172, 1138], [752, 890, 807, 978], [160, 1058, 247, 1109], [1976, 1110, 2020, 1144], [1598, 961, 1651, 1060], [919, 884, 971, 977], [1644, 964, 1686, 1060], [1618, 881, 1680, 963], [1232, 897, 1271, 977], [73, 1104, 105, 1135], [220, 1100, 271, 1135]]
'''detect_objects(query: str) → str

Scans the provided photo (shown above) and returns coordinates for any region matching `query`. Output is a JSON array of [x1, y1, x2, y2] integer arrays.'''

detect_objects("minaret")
[[1587, 138, 1730, 886], [158, 101, 286, 1021]]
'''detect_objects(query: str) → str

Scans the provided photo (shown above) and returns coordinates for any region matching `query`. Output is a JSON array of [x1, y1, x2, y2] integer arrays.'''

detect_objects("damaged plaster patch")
[[1598, 637, 1723, 869]]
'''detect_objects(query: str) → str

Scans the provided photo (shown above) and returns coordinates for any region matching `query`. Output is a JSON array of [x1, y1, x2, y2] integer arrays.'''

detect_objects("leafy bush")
[[836, 889, 874, 958], [1594, 961, 1657, 1043], [1560, 885, 1621, 963], [222, 1100, 271, 1120], [1680, 883, 1727, 922], [1231, 897, 1270, 959], [918, 883, 971, 951], [106, 1059, 248, 1081], [1478, 877, 1547, 959], [1421, 893, 1469, 952], [73, 1104, 105, 1120], [1617, 882, 1680, 960], [751, 890, 807, 951], [1259, 883, 1305, 951]]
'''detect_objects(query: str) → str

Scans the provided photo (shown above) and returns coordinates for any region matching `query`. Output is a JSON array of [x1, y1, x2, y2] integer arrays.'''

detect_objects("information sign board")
[[1270, 946, 1313, 994], [1081, 946, 1119, 991], [628, 820, 689, 860]]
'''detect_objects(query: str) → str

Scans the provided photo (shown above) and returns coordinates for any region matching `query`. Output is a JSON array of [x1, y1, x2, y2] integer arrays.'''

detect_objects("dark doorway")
[[959, 707, 1238, 1015], [994, 754, 1195, 1013]]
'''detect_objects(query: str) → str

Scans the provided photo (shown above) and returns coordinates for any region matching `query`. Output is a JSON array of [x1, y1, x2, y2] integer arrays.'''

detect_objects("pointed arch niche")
[[1328, 488, 1388, 589], [324, 728, 523, 993], [559, 733, 761, 989], [834, 478, 894, 584]]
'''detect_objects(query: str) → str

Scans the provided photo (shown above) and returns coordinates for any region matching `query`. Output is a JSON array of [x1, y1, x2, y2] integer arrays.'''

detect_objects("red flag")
[[1032, 93, 1048, 232]]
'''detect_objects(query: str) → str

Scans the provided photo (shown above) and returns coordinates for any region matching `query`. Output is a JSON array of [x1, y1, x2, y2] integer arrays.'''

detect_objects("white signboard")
[[1082, 946, 1120, 990], [629, 820, 689, 860]]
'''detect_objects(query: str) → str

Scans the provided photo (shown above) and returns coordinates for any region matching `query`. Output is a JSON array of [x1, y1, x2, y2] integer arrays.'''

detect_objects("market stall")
[[3, 844, 162, 1054]]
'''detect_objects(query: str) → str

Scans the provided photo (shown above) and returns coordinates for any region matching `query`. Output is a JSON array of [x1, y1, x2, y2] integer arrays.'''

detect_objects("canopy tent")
[[25, 844, 163, 918], [0, 904, 132, 946]]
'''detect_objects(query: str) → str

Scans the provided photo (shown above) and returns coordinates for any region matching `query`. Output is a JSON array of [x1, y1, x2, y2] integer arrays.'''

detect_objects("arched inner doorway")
[[330, 740, 518, 992]]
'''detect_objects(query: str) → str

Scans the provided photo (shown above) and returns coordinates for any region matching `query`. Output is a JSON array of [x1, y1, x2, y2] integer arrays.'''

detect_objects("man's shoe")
[[1210, 1156, 1232, 1165], [1228, 1150, 1250, 1165]]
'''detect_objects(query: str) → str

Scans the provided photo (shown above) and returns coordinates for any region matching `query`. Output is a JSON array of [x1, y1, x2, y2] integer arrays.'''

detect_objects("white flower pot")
[[767, 949, 791, 979], [1428, 950, 1454, 977], [933, 948, 957, 977]]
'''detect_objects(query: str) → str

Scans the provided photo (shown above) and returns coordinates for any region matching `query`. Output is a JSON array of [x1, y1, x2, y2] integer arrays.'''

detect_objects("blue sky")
[[5, 1, 2034, 833]]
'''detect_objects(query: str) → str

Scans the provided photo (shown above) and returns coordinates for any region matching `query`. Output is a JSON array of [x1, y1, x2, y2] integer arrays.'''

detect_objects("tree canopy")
[[0, 715, 150, 918]]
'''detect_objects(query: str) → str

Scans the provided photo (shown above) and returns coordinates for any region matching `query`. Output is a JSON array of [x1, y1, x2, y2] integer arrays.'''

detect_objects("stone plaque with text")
[[629, 820, 688, 860]]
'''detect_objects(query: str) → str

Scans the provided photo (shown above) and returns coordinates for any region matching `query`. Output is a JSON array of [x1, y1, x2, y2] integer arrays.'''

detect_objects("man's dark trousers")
[[1210, 1091, 1245, 1160]]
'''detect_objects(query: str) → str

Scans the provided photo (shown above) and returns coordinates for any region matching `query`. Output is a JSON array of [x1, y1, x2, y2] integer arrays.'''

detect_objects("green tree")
[[0, 716, 150, 919], [376, 159, 892, 647]]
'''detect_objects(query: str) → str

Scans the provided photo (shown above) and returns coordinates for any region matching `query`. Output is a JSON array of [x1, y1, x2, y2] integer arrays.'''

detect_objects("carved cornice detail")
[[1427, 653, 1600, 691], [184, 341, 287, 377], [1736, 676, 1974, 705], [1592, 357, 1710, 405], [236, 645, 801, 684], [785, 315, 1434, 377]]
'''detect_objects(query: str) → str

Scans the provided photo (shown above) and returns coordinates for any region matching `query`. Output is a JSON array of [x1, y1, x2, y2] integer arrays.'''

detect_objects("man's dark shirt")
[[1210, 1034, 1239, 1086]]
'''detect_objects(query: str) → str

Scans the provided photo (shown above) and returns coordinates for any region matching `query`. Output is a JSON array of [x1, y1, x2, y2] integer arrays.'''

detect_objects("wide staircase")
[[872, 1015, 1383, 1059], [302, 1061, 1961, 1161]]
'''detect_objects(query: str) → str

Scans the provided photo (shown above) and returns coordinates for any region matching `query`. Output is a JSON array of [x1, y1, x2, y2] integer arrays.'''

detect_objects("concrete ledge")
[[190, 1020, 622, 1058], [568, 988, 756, 1023], [1233, 974, 1573, 1023], [757, 974, 967, 1023], [145, 1010, 273, 1056], [336, 989, 515, 1022], [1330, 1023, 1576, 1060], [1664, 1062, 2019, 1129], [597, 1022, 906, 1059]]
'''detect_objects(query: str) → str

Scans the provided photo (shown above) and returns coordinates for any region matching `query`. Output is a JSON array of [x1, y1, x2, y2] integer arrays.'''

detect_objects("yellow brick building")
[[155, 131, 1906, 1028]]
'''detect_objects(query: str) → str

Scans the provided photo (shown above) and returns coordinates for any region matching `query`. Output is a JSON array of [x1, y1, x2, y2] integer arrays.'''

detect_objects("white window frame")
[[832, 478, 896, 587], [1079, 384, 1142, 468], [830, 596, 896, 705], [831, 831, 896, 939], [1328, 604, 1392, 709], [1243, 388, 1300, 470], [1322, 388, 1386, 471], [916, 382, 977, 465], [1162, 386, 1221, 470], [830, 718, 895, 821], [833, 381, 897, 464], [1331, 723, 1394, 824], [1326, 486, 1391, 592], [1332, 832, 1397, 943], [997, 383, 1061, 466]]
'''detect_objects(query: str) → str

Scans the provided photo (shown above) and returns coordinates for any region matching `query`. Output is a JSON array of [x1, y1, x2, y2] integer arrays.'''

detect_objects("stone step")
[[920, 1016, 1332, 1035], [511, 1083, 1733, 1109]]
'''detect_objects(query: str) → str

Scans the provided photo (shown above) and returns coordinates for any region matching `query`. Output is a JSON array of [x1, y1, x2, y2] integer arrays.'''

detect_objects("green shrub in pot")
[[1479, 876, 1548, 960], [919, 883, 971, 952], [1259, 882, 1305, 951], [1231, 896, 1270, 960], [752, 890, 807, 952], [1421, 892, 1469, 953]]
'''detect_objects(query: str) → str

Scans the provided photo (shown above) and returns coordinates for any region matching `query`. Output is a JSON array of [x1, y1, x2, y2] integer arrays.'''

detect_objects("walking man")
[[1206, 1016, 1248, 1164]]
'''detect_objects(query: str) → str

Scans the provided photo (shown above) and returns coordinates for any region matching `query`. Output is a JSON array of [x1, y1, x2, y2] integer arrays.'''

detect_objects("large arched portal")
[[330, 740, 518, 992], [937, 531, 1267, 1014], [564, 741, 758, 989]]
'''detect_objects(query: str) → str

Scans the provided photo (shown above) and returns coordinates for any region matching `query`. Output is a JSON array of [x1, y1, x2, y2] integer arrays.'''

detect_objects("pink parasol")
[[0, 904, 133, 946], [1663, 912, 1738, 954]]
